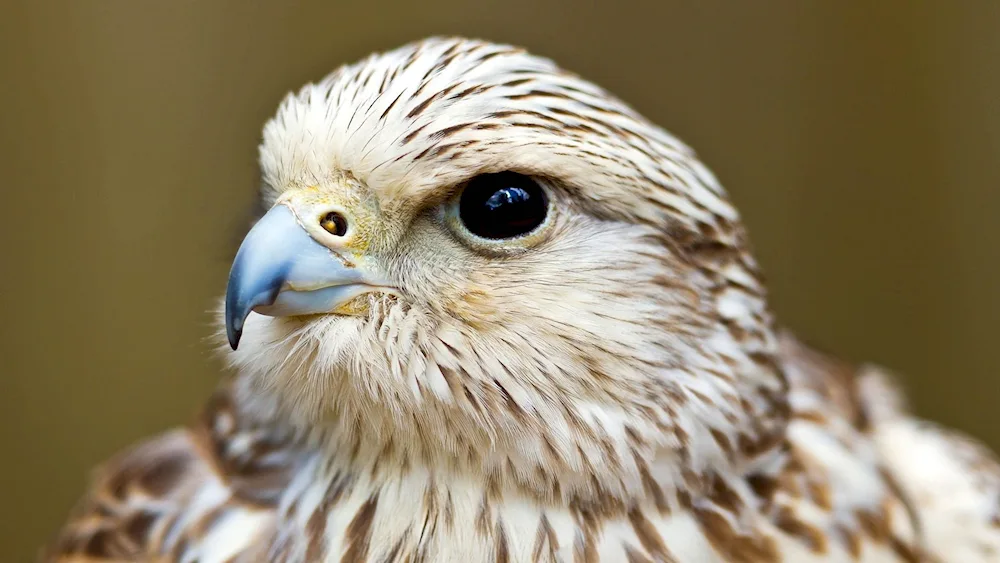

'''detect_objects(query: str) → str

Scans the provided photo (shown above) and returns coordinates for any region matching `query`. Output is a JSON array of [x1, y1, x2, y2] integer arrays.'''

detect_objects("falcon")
[[46, 37, 1000, 562]]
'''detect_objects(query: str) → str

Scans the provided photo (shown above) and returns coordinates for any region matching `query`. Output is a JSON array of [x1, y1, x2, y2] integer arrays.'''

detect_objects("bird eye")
[[319, 211, 348, 237], [457, 172, 548, 240]]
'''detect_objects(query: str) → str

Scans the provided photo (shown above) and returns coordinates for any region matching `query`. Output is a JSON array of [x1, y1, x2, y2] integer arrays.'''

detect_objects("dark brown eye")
[[458, 172, 548, 240], [319, 211, 348, 236]]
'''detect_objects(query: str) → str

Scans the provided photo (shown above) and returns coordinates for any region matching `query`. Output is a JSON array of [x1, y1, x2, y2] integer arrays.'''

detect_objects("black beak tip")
[[224, 244, 287, 353], [224, 293, 245, 351], [227, 325, 242, 350]]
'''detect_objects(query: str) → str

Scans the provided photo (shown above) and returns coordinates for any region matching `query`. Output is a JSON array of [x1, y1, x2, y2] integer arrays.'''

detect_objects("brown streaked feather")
[[856, 364, 1000, 562], [43, 382, 304, 562], [44, 36, 1000, 562], [772, 332, 929, 560]]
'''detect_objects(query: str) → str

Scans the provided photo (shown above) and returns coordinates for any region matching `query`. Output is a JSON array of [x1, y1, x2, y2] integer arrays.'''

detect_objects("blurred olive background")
[[2, 1, 998, 560]]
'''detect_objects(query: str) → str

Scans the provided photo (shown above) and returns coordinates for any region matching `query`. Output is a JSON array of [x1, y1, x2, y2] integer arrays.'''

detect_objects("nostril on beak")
[[319, 211, 349, 237]]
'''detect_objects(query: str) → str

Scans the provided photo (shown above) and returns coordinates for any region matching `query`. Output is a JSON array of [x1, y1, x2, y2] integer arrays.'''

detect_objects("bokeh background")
[[2, 1, 998, 560]]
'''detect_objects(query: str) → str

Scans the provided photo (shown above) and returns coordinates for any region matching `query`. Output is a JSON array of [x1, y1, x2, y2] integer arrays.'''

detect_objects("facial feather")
[[224, 36, 787, 506]]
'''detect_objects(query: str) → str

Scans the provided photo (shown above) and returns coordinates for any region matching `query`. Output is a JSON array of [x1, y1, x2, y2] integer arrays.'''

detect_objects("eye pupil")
[[459, 172, 548, 240]]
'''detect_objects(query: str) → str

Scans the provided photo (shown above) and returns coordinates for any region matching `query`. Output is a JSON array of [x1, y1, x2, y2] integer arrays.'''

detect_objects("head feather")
[[227, 36, 788, 506]]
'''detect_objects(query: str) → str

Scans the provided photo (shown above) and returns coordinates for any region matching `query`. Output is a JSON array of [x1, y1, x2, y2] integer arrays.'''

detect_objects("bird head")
[[222, 37, 788, 502]]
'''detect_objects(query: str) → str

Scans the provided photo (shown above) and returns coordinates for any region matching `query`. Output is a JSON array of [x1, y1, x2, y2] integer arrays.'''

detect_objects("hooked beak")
[[225, 204, 389, 350]]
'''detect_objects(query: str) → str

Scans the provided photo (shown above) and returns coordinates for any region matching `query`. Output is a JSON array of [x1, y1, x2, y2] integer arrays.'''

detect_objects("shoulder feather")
[[858, 366, 1000, 562], [43, 381, 305, 563]]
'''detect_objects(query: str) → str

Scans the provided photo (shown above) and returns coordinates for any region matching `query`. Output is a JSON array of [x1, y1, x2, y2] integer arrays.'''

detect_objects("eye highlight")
[[456, 172, 549, 240]]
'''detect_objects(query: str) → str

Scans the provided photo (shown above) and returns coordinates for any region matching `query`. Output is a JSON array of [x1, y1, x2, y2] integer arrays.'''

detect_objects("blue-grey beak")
[[225, 204, 385, 350]]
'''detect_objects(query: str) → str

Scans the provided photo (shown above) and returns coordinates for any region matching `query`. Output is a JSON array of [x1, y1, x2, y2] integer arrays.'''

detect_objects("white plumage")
[[47, 37, 1000, 563]]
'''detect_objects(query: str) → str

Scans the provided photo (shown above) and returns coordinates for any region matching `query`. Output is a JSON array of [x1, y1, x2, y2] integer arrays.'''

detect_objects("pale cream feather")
[[45, 37, 1000, 563]]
